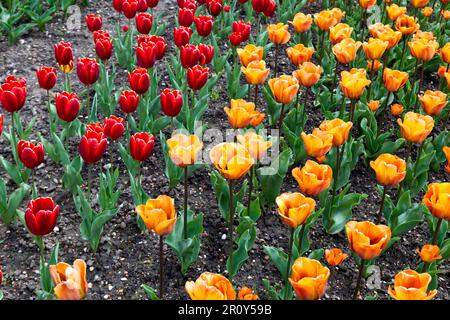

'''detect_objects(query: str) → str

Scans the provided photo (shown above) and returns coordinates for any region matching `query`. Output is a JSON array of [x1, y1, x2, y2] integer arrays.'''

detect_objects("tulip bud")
[[208, 0, 223, 17], [54, 41, 74, 72], [128, 67, 150, 94], [187, 65, 209, 91], [85, 14, 102, 32], [325, 248, 348, 266], [194, 15, 213, 37], [174, 26, 192, 47], [36, 66, 57, 91], [25, 197, 59, 236], [122, 0, 139, 19], [136, 12, 153, 34], [79, 130, 108, 164], [160, 89, 183, 117], [390, 103, 404, 117], [103, 115, 125, 141], [178, 8, 194, 27], [416, 244, 442, 263], [18, 140, 45, 169], [76, 58, 100, 86], [130, 132, 155, 162], [119, 90, 140, 113], [0, 76, 27, 113], [55, 92, 80, 122]]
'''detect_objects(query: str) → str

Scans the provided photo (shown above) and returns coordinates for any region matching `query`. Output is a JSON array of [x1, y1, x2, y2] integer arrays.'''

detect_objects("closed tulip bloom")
[[319, 118, 353, 147], [267, 23, 291, 45], [411, 0, 429, 8], [119, 90, 139, 114], [329, 23, 353, 44], [166, 134, 203, 167], [238, 287, 258, 300], [209, 142, 254, 180], [140, 35, 167, 60], [301, 128, 333, 158], [346, 221, 391, 260], [441, 43, 450, 64], [18, 140, 45, 169], [85, 122, 105, 134], [286, 44, 314, 65], [0, 76, 27, 113], [160, 89, 183, 117], [412, 31, 435, 42], [363, 38, 389, 60], [325, 248, 348, 266], [55, 92, 80, 122], [147, 0, 159, 7], [130, 132, 155, 162], [79, 131, 108, 164], [422, 182, 450, 220], [95, 37, 113, 61], [386, 4, 407, 21], [49, 259, 88, 300], [314, 10, 339, 31], [422, 7, 433, 17], [128, 67, 150, 94], [292, 160, 332, 196], [359, 0, 376, 8], [241, 60, 270, 85], [198, 44, 214, 65], [333, 38, 362, 65], [208, 0, 223, 16], [416, 244, 442, 263], [397, 112, 434, 144], [443, 146, 450, 173], [251, 0, 267, 13], [276, 192, 316, 228], [367, 59, 382, 72], [180, 45, 201, 69], [408, 38, 439, 61], [388, 270, 437, 300], [418, 90, 447, 116], [0, 114, 3, 136], [236, 44, 263, 67], [103, 115, 125, 141], [122, 0, 138, 19], [194, 15, 213, 37], [224, 99, 265, 128], [268, 75, 299, 104], [383, 68, 408, 92], [395, 14, 420, 35], [442, 9, 450, 20], [186, 272, 236, 300], [54, 41, 74, 72], [391, 103, 404, 117], [339, 68, 371, 100], [174, 26, 192, 47], [136, 42, 157, 69], [136, 195, 176, 236], [85, 14, 102, 32], [136, 12, 152, 34], [113, 0, 123, 12], [370, 153, 406, 186], [290, 12, 312, 33], [187, 65, 209, 90], [76, 58, 100, 86], [25, 197, 59, 236], [292, 62, 322, 87], [36, 67, 57, 91], [289, 257, 330, 300], [368, 100, 381, 112], [237, 131, 272, 161], [232, 20, 251, 43], [263, 0, 276, 17], [370, 24, 402, 49], [178, 8, 194, 27]]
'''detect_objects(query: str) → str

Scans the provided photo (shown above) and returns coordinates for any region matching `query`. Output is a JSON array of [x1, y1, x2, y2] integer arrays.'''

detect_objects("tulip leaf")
[[407, 140, 435, 197], [431, 131, 450, 171], [142, 284, 159, 300], [38, 242, 59, 299], [227, 221, 256, 279], [0, 181, 30, 225], [308, 248, 324, 261], [263, 246, 288, 280]]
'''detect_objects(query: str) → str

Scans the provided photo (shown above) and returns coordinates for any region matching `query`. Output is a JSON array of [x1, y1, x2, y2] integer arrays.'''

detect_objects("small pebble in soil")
[[221, 234, 226, 240]]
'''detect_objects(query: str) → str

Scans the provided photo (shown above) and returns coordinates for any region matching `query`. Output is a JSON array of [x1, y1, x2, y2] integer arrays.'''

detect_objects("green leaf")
[[141, 284, 159, 300], [210, 170, 247, 220]]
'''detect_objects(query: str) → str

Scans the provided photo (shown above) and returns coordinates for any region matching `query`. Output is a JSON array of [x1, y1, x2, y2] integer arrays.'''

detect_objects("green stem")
[[87, 164, 92, 202], [331, 61, 339, 106], [159, 235, 164, 299], [353, 259, 365, 300], [395, 141, 412, 203], [278, 104, 285, 133], [285, 227, 294, 300], [297, 223, 306, 256], [376, 186, 387, 224], [183, 166, 188, 240], [228, 179, 234, 281], [246, 166, 254, 216], [411, 142, 424, 186], [398, 35, 410, 69], [432, 218, 443, 246], [377, 91, 392, 134]]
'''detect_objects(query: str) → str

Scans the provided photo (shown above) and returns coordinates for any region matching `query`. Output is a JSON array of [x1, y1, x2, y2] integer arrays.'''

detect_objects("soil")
[[0, 0, 449, 300]]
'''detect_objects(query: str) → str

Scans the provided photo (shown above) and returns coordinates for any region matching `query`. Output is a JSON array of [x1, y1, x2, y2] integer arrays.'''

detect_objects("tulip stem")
[[331, 61, 339, 107], [366, 60, 375, 100], [159, 235, 164, 299], [319, 30, 325, 64], [32, 173, 37, 198], [274, 44, 279, 77], [330, 144, 342, 209], [411, 142, 424, 187], [278, 104, 285, 134], [183, 166, 188, 240], [285, 227, 294, 300], [349, 100, 356, 123], [376, 186, 387, 224], [228, 179, 234, 281], [377, 91, 392, 134], [381, 49, 389, 79], [398, 34, 410, 69], [86, 86, 91, 121], [297, 223, 306, 256], [359, 10, 367, 43], [64, 121, 70, 151], [87, 164, 92, 202], [395, 141, 412, 203], [247, 166, 253, 216], [432, 218, 443, 246], [353, 259, 365, 300], [254, 85, 259, 108], [414, 62, 426, 112], [64, 73, 71, 93], [10, 112, 19, 166]]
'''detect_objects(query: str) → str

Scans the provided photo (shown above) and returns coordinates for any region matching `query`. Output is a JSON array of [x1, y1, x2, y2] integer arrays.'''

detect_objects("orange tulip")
[[443, 146, 450, 173], [319, 118, 353, 147], [325, 248, 349, 266], [383, 68, 408, 92], [371, 24, 402, 49], [446, 72, 450, 89], [268, 75, 299, 104], [363, 38, 389, 61], [422, 182, 450, 221], [440, 42, 450, 64], [185, 272, 236, 300], [267, 23, 291, 45], [388, 270, 437, 300], [224, 99, 265, 129], [345, 220, 391, 260], [290, 12, 312, 33], [408, 38, 439, 61], [397, 111, 434, 144], [437, 66, 447, 78], [241, 60, 270, 85], [236, 44, 264, 67], [395, 14, 420, 35], [286, 44, 314, 65], [411, 0, 429, 8], [386, 4, 407, 21], [369, 153, 406, 186], [333, 38, 362, 65], [292, 160, 333, 196], [49, 259, 88, 300], [368, 100, 381, 112], [422, 7, 433, 17], [289, 257, 330, 300], [136, 195, 177, 236], [442, 10, 450, 20], [329, 23, 353, 44], [418, 90, 448, 116], [339, 68, 371, 100], [416, 244, 442, 263], [314, 9, 340, 31], [209, 142, 254, 180], [238, 287, 259, 300], [167, 134, 203, 167], [390, 103, 404, 116], [276, 192, 316, 229], [237, 131, 272, 161], [292, 62, 322, 87], [359, 0, 376, 9], [367, 59, 382, 71], [301, 128, 333, 158]]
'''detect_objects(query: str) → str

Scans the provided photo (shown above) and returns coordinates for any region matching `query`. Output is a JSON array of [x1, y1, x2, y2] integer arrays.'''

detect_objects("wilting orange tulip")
[[386, 4, 407, 21], [136, 195, 177, 236], [408, 38, 439, 61], [292, 62, 322, 87], [286, 44, 314, 65], [185, 272, 236, 300], [268, 75, 299, 104], [370, 153, 406, 186], [359, 0, 376, 9], [167, 134, 203, 167], [325, 248, 349, 266], [290, 12, 312, 33], [390, 103, 404, 116], [441, 43, 450, 64], [422, 182, 450, 220], [276, 192, 316, 229], [241, 60, 270, 85], [411, 0, 429, 8], [397, 111, 434, 144], [236, 44, 264, 67], [416, 244, 442, 263], [301, 128, 333, 158], [388, 270, 437, 300], [444, 146, 450, 173], [340, 68, 371, 100], [292, 160, 333, 196], [209, 142, 254, 180], [314, 9, 340, 31], [289, 257, 330, 300], [329, 23, 353, 44], [363, 38, 389, 61], [367, 59, 382, 71], [422, 7, 433, 17], [319, 118, 353, 147], [238, 287, 259, 300], [333, 38, 362, 65], [224, 99, 265, 129], [418, 90, 448, 116], [49, 259, 88, 300], [267, 23, 291, 45], [383, 68, 408, 92], [395, 14, 420, 35], [237, 131, 272, 161], [346, 220, 391, 260]]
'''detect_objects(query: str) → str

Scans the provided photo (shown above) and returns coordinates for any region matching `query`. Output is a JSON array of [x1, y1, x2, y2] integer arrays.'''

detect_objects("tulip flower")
[[251, 0, 268, 13], [441, 43, 450, 64], [103, 115, 125, 141], [411, 0, 429, 8], [130, 132, 154, 162], [146, 0, 158, 8], [359, 0, 376, 9], [224, 99, 265, 129], [17, 140, 45, 170], [136, 42, 157, 69], [443, 146, 450, 173], [262, 0, 276, 17], [319, 118, 352, 147], [95, 37, 113, 61], [416, 244, 442, 263], [368, 100, 380, 112], [238, 287, 258, 300], [289, 257, 330, 300], [386, 4, 407, 21], [329, 23, 353, 44], [185, 272, 236, 300], [286, 44, 314, 66], [180, 44, 200, 69], [198, 44, 214, 65], [422, 7, 433, 17], [0, 75, 27, 114], [301, 128, 333, 159], [422, 182, 450, 247], [79, 130, 108, 165], [236, 44, 263, 67], [314, 9, 340, 31], [236, 131, 272, 161], [113, 0, 123, 12], [268, 75, 299, 130], [119, 90, 140, 114], [122, 0, 138, 19], [367, 59, 382, 72], [25, 197, 59, 238], [267, 23, 291, 45], [388, 270, 437, 300], [49, 259, 88, 300], [332, 38, 362, 65], [390, 103, 404, 117], [397, 112, 434, 145], [137, 35, 166, 60], [292, 160, 333, 196], [339, 68, 371, 121], [135, 12, 152, 34], [36, 67, 57, 91], [208, 0, 223, 16], [178, 8, 194, 27], [276, 192, 315, 229], [128, 67, 150, 94], [174, 26, 192, 47], [241, 60, 270, 85], [290, 12, 312, 34], [292, 62, 322, 88], [54, 41, 74, 73], [383, 68, 409, 93], [187, 65, 209, 91], [395, 14, 420, 35], [363, 38, 388, 61], [231, 20, 251, 44], [369, 23, 402, 50], [194, 15, 213, 37], [160, 89, 183, 117], [408, 38, 439, 61], [55, 91, 80, 123], [325, 248, 348, 267], [85, 14, 102, 32], [76, 58, 100, 86]]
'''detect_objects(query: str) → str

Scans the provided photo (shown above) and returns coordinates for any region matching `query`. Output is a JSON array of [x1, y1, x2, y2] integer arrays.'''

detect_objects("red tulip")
[[146, 0, 159, 8], [85, 14, 102, 32], [187, 65, 209, 90], [86, 122, 105, 134], [208, 0, 223, 16], [36, 67, 57, 91], [160, 89, 183, 117], [119, 90, 140, 113], [136, 13, 153, 34], [103, 115, 125, 141], [0, 76, 27, 113], [263, 0, 276, 17], [95, 37, 113, 61], [137, 0, 148, 11], [136, 42, 157, 69], [93, 30, 110, 42], [76, 58, 100, 86], [251, 0, 267, 13], [128, 68, 150, 94], [123, 24, 129, 32], [122, 0, 138, 19], [130, 132, 155, 162], [232, 20, 251, 41], [79, 130, 108, 164], [229, 32, 243, 46], [148, 36, 167, 60], [54, 41, 73, 69], [17, 140, 45, 169], [183, 0, 197, 10], [0, 114, 3, 136], [194, 15, 213, 37], [224, 5, 230, 11], [55, 92, 80, 122], [174, 26, 192, 47], [198, 44, 214, 65], [25, 197, 59, 236], [178, 8, 194, 27], [180, 44, 201, 68], [113, 0, 124, 12]]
